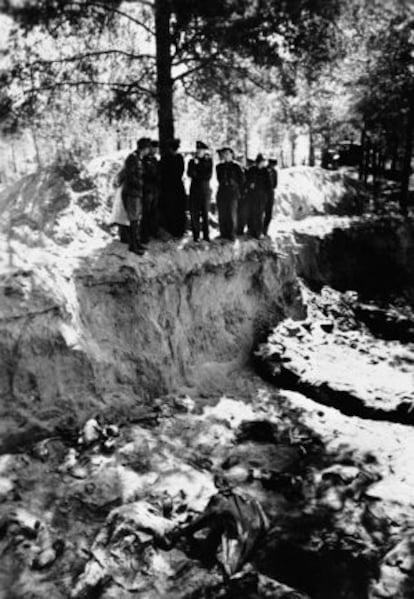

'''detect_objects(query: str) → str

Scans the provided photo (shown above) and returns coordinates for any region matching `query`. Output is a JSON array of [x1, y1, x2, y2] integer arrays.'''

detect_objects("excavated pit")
[[0, 237, 304, 446], [293, 216, 414, 304], [1, 164, 414, 598]]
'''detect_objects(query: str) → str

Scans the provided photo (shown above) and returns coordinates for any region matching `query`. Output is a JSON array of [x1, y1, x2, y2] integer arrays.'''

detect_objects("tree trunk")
[[11, 142, 17, 175], [243, 112, 249, 164], [372, 145, 380, 207], [359, 125, 366, 181], [308, 125, 315, 166], [31, 127, 42, 168], [400, 95, 414, 215], [154, 0, 174, 154], [390, 142, 398, 174], [363, 138, 371, 185], [290, 132, 296, 167]]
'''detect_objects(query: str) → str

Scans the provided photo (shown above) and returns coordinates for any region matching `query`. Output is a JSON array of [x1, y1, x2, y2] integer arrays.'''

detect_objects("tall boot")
[[201, 201, 210, 241], [118, 225, 131, 244], [129, 219, 145, 255]]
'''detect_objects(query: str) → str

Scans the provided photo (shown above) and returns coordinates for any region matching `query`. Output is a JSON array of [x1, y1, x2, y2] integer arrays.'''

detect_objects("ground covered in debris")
[[1, 160, 414, 598], [1, 359, 414, 599], [1, 282, 414, 598], [256, 287, 414, 423]]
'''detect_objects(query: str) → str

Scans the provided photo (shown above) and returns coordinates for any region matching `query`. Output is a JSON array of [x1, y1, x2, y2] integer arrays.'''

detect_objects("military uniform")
[[188, 154, 213, 241], [246, 165, 272, 238], [122, 150, 145, 253], [216, 160, 244, 240], [142, 154, 160, 242], [263, 163, 278, 235], [236, 166, 249, 235]]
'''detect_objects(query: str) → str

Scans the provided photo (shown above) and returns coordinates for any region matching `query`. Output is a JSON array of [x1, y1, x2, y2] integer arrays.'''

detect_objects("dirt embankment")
[[1, 162, 414, 598], [0, 161, 364, 443], [0, 237, 304, 445], [293, 216, 414, 303], [0, 161, 413, 445]]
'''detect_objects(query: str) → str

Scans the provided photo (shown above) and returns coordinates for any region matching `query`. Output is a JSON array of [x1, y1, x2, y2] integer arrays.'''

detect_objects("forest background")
[[0, 0, 412, 209]]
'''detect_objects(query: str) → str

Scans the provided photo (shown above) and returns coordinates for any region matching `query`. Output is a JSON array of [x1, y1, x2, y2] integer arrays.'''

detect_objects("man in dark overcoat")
[[142, 139, 161, 242], [216, 147, 245, 240], [246, 153, 273, 239], [263, 157, 278, 235], [159, 138, 187, 238], [187, 141, 213, 242], [122, 137, 151, 254]]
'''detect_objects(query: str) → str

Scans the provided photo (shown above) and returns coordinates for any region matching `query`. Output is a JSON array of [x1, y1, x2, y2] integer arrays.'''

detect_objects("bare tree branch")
[[172, 52, 222, 81], [122, 0, 155, 7], [68, 1, 155, 36], [24, 79, 156, 97], [173, 52, 270, 92], [27, 50, 155, 68]]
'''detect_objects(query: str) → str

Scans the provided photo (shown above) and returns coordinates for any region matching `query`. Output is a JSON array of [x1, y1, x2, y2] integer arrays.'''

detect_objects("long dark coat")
[[121, 151, 144, 222], [263, 165, 278, 235], [216, 161, 244, 240], [188, 155, 213, 241], [160, 152, 187, 237], [246, 165, 273, 238], [142, 154, 160, 240]]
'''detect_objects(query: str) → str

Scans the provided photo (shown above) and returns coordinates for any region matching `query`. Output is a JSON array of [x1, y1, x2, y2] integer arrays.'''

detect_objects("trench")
[[294, 217, 414, 304], [1, 216, 414, 599], [251, 217, 414, 426], [246, 216, 414, 598]]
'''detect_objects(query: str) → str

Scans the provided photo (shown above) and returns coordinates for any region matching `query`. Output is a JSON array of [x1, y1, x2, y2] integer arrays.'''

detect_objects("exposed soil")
[[1, 164, 414, 598]]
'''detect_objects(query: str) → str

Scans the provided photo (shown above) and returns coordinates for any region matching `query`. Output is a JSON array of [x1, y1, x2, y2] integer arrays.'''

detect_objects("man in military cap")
[[159, 138, 187, 238], [187, 141, 213, 242], [122, 137, 151, 254], [216, 147, 245, 241], [142, 139, 161, 243], [246, 153, 273, 239], [263, 157, 278, 235]]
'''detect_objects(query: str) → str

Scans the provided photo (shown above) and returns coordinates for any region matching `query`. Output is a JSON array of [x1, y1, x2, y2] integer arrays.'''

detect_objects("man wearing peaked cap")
[[142, 139, 161, 243], [216, 146, 244, 241], [187, 140, 213, 242], [159, 138, 187, 237], [245, 153, 272, 239], [218, 146, 234, 157], [120, 136, 151, 254], [264, 157, 278, 236]]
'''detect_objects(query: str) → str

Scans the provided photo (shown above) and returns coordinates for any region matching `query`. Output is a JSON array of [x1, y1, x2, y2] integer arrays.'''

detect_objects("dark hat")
[[196, 140, 208, 150], [137, 137, 151, 150], [167, 138, 181, 151], [218, 146, 234, 156], [150, 139, 159, 148], [255, 153, 266, 163]]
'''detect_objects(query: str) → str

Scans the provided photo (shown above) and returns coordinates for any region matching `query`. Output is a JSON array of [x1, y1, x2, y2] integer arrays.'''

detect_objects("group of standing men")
[[117, 137, 278, 255]]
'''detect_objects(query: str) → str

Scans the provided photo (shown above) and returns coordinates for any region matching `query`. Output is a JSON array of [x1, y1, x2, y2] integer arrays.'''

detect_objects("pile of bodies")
[[111, 138, 278, 255]]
